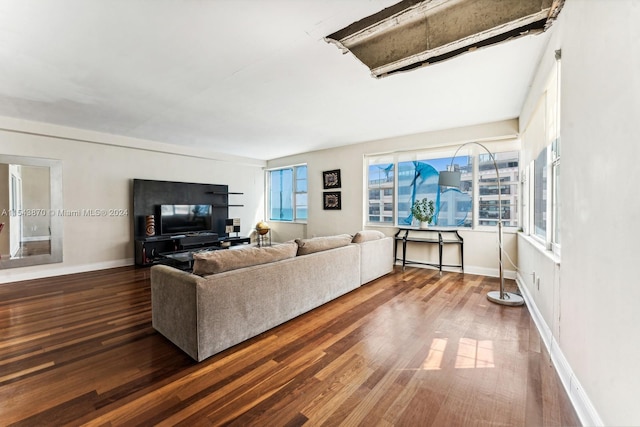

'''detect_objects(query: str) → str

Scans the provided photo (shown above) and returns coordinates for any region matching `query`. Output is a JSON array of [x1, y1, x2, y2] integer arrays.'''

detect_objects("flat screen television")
[[158, 204, 213, 235]]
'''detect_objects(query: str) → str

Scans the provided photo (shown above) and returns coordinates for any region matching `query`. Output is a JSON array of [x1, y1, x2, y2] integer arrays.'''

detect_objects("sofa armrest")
[[150, 265, 202, 361], [357, 236, 394, 284]]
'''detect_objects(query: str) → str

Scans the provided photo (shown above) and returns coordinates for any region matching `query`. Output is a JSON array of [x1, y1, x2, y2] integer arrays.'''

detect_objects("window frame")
[[550, 56, 561, 257], [532, 146, 548, 245], [527, 55, 561, 255], [266, 163, 308, 223], [364, 142, 521, 230], [551, 142, 560, 256]]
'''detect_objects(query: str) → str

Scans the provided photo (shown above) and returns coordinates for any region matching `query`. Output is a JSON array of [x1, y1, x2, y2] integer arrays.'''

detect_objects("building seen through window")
[[366, 149, 519, 229]]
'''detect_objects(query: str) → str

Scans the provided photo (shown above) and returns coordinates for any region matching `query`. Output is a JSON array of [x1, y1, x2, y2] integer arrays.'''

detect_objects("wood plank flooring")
[[0, 265, 580, 426]]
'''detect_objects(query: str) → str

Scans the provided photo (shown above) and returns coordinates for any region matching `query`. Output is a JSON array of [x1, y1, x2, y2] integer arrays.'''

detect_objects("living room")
[[1, 1, 637, 425]]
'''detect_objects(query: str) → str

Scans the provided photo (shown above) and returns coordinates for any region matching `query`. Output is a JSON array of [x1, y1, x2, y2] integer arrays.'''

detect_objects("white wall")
[[0, 116, 266, 284], [518, 1, 640, 425], [268, 120, 520, 277]]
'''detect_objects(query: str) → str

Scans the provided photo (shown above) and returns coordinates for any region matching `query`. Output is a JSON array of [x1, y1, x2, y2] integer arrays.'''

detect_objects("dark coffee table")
[[160, 247, 222, 270]]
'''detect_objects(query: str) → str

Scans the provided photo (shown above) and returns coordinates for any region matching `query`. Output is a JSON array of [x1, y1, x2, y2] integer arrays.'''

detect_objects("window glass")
[[367, 161, 394, 224], [295, 166, 308, 221], [397, 156, 472, 227], [295, 166, 307, 192], [552, 138, 560, 246], [478, 151, 519, 227], [553, 161, 560, 244], [550, 68, 561, 248], [534, 147, 547, 238], [269, 169, 292, 221]]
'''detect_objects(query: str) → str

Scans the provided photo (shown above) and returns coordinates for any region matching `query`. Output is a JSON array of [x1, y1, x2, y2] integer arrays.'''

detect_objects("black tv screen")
[[159, 204, 213, 235]]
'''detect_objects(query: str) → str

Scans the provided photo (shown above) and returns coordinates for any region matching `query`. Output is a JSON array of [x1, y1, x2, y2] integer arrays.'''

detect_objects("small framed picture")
[[323, 169, 341, 189], [323, 191, 341, 210]]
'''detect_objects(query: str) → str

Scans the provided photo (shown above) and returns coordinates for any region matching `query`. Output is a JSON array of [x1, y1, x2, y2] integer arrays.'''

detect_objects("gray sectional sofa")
[[150, 231, 394, 362]]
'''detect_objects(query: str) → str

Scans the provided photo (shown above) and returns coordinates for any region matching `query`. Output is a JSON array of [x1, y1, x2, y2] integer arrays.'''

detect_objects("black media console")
[[135, 234, 250, 266], [132, 179, 246, 266]]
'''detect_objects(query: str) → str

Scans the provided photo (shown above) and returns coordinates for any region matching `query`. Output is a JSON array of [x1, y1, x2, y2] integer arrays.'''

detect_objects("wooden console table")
[[394, 227, 464, 272]]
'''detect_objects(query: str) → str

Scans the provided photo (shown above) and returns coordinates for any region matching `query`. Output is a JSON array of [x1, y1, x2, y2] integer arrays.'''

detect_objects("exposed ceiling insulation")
[[326, 0, 565, 78]]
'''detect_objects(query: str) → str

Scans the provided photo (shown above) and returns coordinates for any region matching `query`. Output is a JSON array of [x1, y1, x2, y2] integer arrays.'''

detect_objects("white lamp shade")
[[438, 170, 462, 188]]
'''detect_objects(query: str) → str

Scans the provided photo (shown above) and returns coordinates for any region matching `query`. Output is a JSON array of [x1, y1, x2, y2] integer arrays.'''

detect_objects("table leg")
[[402, 237, 408, 271]]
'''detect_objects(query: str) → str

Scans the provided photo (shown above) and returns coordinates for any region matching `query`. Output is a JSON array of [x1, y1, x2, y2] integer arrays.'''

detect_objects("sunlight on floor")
[[421, 338, 448, 370], [421, 337, 495, 370], [455, 338, 495, 369]]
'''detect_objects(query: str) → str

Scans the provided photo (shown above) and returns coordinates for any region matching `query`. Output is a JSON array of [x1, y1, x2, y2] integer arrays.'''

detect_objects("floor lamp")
[[438, 142, 524, 307]]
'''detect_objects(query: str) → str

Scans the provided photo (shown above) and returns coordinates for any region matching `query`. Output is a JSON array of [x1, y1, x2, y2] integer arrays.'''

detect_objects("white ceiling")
[[0, 0, 550, 161]]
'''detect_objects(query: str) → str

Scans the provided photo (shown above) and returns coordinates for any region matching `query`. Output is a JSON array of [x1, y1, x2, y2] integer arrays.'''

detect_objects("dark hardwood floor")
[[0, 265, 580, 426]]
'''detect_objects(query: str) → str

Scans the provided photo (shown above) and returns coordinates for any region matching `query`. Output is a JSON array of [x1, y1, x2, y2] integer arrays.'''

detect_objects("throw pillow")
[[192, 241, 298, 275], [351, 230, 386, 243], [295, 234, 353, 256]]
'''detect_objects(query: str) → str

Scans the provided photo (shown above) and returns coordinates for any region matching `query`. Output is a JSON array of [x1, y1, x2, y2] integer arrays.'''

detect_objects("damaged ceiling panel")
[[326, 0, 565, 78]]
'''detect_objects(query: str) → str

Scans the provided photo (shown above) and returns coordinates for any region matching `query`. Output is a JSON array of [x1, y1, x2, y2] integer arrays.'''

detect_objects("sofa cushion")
[[192, 241, 298, 275], [351, 230, 386, 243], [295, 234, 353, 256]]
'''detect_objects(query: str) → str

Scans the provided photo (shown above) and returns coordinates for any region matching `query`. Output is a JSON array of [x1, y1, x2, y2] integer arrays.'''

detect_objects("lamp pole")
[[441, 142, 523, 306]]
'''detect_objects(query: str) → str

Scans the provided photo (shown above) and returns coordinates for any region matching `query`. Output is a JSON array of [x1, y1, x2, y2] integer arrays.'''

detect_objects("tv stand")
[[220, 236, 251, 246], [135, 233, 219, 266], [135, 233, 252, 266], [178, 233, 219, 249]]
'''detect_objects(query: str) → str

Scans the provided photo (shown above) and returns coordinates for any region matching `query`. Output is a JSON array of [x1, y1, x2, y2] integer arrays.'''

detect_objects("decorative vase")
[[145, 215, 155, 236], [419, 221, 429, 229]]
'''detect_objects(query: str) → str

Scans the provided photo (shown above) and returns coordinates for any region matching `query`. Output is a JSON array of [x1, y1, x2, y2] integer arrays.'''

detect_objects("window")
[[533, 147, 547, 239], [523, 53, 560, 253], [365, 147, 518, 229], [552, 140, 560, 246], [550, 56, 561, 252], [268, 165, 307, 222], [478, 151, 519, 227], [295, 166, 307, 221], [367, 158, 394, 224], [397, 156, 472, 227]]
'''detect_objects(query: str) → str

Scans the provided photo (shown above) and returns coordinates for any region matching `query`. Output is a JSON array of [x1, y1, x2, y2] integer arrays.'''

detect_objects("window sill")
[[473, 226, 520, 234], [518, 232, 561, 265], [367, 224, 520, 234], [268, 220, 307, 225]]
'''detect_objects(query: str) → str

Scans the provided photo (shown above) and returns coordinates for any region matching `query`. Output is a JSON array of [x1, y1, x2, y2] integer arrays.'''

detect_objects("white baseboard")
[[21, 236, 51, 242], [516, 273, 603, 427], [394, 261, 516, 279], [0, 258, 134, 284]]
